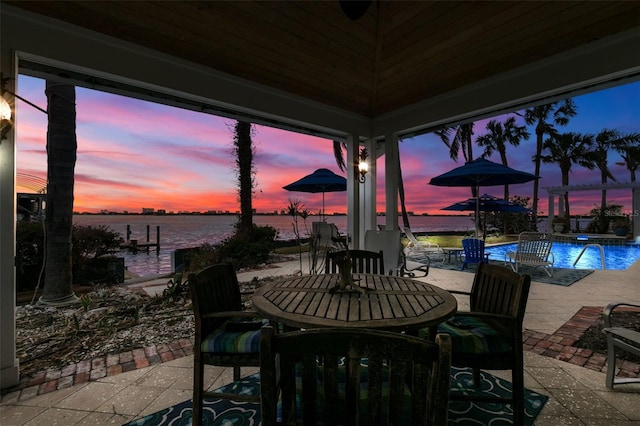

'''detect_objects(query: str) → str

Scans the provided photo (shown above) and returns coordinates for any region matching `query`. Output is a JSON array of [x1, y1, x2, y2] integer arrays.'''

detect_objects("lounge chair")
[[505, 232, 554, 277], [402, 227, 441, 256], [602, 301, 640, 389]]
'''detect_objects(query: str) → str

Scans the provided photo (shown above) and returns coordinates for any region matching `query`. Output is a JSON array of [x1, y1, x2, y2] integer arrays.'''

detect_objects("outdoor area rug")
[[123, 368, 548, 425], [413, 253, 593, 286]]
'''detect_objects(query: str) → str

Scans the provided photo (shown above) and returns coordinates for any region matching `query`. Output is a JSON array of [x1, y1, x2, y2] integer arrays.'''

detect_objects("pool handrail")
[[573, 243, 606, 269]]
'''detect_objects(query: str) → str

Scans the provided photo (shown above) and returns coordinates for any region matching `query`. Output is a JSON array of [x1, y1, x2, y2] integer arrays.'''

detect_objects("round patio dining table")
[[252, 273, 457, 333]]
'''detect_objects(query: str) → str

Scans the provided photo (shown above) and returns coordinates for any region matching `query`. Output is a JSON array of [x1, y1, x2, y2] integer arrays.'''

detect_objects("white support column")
[[0, 48, 19, 389], [362, 138, 376, 238], [547, 192, 554, 233], [557, 194, 565, 217], [384, 133, 399, 230], [345, 134, 361, 249]]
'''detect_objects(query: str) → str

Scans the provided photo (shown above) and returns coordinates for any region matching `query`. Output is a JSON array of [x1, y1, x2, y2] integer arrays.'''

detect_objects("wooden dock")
[[120, 225, 160, 253]]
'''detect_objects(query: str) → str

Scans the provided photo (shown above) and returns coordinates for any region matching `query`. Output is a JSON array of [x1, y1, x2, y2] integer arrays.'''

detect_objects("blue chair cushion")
[[436, 316, 511, 354], [201, 318, 268, 353]]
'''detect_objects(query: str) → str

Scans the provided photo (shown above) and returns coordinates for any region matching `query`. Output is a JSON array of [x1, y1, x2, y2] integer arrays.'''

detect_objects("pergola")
[[2, 1, 640, 388], [544, 182, 640, 238]]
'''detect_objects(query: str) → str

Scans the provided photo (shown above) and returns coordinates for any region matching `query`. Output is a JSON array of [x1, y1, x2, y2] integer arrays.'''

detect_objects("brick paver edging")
[[524, 306, 639, 377], [2, 307, 639, 403]]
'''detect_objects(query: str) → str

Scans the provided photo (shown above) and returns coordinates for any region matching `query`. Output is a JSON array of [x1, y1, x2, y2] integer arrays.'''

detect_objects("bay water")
[[74, 214, 479, 277]]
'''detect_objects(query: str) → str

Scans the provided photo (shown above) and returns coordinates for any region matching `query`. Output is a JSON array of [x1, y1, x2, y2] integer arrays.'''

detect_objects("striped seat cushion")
[[200, 318, 268, 354], [436, 316, 511, 354]]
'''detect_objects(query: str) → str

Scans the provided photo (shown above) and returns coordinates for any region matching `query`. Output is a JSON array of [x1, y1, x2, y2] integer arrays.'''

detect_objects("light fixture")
[[1, 74, 48, 141], [358, 147, 368, 183], [0, 96, 10, 121], [1, 76, 12, 140]]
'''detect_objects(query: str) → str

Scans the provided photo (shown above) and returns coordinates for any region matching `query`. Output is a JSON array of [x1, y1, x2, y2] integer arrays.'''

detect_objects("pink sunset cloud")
[[13, 75, 640, 217]]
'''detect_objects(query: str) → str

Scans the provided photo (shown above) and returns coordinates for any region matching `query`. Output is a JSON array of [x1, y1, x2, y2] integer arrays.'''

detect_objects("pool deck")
[[2, 255, 640, 425]]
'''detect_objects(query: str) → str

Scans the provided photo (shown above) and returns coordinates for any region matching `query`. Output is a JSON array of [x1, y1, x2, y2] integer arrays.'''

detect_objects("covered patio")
[[2, 0, 640, 394]]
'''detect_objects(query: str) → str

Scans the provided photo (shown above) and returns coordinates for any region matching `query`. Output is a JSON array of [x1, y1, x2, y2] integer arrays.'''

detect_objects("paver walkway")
[[3, 306, 638, 403]]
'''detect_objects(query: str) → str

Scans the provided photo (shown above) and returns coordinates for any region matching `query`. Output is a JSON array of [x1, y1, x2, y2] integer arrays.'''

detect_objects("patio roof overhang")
[[2, 1, 640, 389], [2, 2, 640, 140]]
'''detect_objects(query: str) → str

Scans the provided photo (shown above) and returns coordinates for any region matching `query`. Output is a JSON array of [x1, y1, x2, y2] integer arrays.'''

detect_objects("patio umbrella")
[[283, 168, 347, 218], [442, 194, 531, 238], [442, 194, 531, 213], [430, 158, 537, 236]]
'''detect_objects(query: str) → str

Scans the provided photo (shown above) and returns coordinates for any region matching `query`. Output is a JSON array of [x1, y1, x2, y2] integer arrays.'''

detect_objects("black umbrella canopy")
[[442, 194, 531, 239], [283, 168, 347, 193], [283, 168, 347, 217], [442, 194, 531, 213], [429, 158, 537, 187], [430, 158, 537, 236]]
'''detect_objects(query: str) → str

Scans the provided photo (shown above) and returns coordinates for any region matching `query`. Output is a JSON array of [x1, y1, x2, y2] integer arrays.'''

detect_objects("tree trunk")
[[235, 121, 253, 234], [40, 81, 78, 306], [531, 124, 544, 230]]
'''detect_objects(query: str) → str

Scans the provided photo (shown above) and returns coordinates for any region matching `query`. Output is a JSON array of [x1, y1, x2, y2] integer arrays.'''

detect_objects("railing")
[[573, 244, 606, 269]]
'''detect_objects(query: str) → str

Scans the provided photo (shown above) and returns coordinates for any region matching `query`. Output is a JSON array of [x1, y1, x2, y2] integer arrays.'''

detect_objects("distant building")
[[142, 208, 155, 215]]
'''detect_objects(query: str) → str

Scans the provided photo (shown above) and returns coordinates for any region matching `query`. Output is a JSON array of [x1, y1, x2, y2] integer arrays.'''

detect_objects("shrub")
[[15, 222, 124, 291], [72, 225, 124, 284], [214, 225, 278, 269], [177, 225, 278, 273]]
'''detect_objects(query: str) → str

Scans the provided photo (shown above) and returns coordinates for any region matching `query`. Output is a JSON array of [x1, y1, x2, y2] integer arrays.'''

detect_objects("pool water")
[[485, 242, 640, 270]]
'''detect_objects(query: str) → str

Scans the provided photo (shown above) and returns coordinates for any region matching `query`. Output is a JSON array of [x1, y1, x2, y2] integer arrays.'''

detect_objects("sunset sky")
[[15, 75, 640, 216]]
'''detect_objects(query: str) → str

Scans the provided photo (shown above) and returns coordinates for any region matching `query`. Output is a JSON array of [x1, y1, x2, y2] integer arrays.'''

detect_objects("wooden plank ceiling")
[[7, 1, 640, 118]]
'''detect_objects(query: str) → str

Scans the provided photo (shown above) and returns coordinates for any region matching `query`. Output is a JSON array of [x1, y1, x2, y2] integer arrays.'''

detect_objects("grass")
[[417, 234, 518, 248], [273, 234, 518, 254], [275, 243, 310, 255]]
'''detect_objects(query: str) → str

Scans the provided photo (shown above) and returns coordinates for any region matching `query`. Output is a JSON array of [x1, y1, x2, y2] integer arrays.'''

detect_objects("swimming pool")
[[485, 242, 640, 270]]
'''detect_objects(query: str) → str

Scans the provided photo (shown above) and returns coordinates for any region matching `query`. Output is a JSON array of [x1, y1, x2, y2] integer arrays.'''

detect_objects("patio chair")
[[434, 262, 531, 426], [460, 238, 489, 270], [365, 229, 429, 277], [188, 263, 266, 425], [325, 249, 385, 274], [505, 231, 554, 277], [402, 226, 441, 256], [259, 325, 452, 425], [602, 301, 640, 389]]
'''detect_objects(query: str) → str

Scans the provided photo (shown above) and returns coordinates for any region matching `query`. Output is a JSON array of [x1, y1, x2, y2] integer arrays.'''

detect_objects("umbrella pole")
[[475, 186, 481, 238], [322, 192, 325, 221]]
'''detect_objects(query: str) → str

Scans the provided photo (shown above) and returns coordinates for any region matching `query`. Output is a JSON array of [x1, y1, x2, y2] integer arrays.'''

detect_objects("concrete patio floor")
[[2, 255, 640, 425]]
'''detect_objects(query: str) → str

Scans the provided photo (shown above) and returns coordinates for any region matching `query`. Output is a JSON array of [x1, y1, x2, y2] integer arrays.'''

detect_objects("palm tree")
[[589, 129, 629, 212], [40, 80, 78, 306], [333, 140, 347, 173], [523, 100, 577, 227], [616, 142, 640, 182], [539, 132, 595, 221], [476, 116, 529, 199], [434, 123, 475, 163], [234, 121, 254, 235], [434, 123, 476, 196]]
